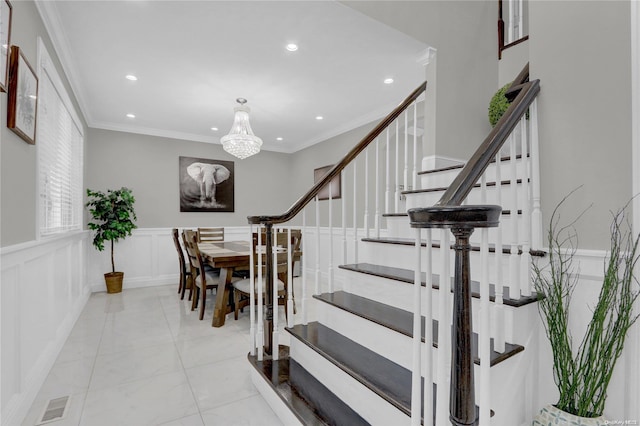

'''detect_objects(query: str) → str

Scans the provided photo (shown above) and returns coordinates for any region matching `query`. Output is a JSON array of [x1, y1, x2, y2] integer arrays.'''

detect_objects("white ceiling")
[[37, 1, 428, 154]]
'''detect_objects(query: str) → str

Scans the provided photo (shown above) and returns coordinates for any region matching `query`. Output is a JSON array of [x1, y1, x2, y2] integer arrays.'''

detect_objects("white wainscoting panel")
[[86, 226, 251, 292], [1, 231, 90, 426]]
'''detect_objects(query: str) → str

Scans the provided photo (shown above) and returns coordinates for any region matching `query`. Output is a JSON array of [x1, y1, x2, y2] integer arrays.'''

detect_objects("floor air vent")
[[36, 396, 70, 425]]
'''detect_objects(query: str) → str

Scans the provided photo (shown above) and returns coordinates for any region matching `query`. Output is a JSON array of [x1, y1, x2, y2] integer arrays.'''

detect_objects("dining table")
[[198, 237, 302, 327], [197, 240, 252, 327]]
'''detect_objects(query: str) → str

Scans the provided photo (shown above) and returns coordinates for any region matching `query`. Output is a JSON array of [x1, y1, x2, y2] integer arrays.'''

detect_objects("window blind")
[[37, 41, 84, 236]]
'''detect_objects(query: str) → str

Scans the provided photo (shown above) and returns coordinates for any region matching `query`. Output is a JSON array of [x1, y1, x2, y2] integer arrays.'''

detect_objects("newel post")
[[408, 205, 500, 426], [450, 226, 476, 426], [263, 223, 274, 355]]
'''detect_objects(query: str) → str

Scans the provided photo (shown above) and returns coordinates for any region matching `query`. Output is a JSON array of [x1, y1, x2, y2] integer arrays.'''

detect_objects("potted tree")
[[532, 194, 640, 425], [86, 187, 137, 294]]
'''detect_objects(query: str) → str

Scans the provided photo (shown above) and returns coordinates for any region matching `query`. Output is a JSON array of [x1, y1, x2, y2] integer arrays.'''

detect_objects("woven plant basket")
[[532, 404, 607, 426], [104, 272, 124, 294]]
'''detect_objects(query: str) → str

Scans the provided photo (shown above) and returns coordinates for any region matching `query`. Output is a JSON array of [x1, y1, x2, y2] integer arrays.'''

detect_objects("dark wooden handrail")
[[247, 81, 427, 225], [435, 74, 539, 207]]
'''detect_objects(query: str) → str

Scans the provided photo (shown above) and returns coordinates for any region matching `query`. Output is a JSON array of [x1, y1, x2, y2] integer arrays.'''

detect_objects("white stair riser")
[[289, 338, 409, 425], [386, 215, 530, 245], [419, 158, 530, 190], [358, 240, 531, 290], [338, 269, 534, 344], [405, 183, 527, 211]]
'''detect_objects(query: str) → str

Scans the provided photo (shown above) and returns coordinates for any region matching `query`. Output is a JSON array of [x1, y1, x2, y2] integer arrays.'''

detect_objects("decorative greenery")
[[488, 83, 511, 127], [86, 187, 137, 274], [533, 192, 640, 417]]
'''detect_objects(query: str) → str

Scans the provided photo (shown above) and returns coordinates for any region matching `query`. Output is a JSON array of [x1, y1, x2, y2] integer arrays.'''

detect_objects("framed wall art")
[[314, 164, 341, 200], [7, 45, 38, 144], [0, 0, 12, 92], [179, 156, 235, 212]]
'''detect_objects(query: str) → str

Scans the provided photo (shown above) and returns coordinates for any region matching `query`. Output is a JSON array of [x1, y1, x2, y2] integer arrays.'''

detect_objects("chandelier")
[[220, 98, 263, 159]]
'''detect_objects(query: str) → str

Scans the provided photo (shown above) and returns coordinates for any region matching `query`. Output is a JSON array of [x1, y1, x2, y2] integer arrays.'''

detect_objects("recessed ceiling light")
[[315, 116, 323, 120], [276, 137, 283, 141], [211, 127, 218, 131], [286, 43, 298, 52], [126, 113, 136, 118], [125, 74, 138, 81], [384, 78, 394, 84]]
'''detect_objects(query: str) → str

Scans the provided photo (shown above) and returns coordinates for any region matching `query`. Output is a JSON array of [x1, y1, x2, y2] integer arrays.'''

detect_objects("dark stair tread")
[[383, 209, 522, 218], [314, 291, 524, 366], [287, 322, 489, 421], [248, 350, 370, 426], [287, 322, 416, 418], [361, 236, 546, 257], [339, 262, 540, 307], [417, 154, 528, 176], [402, 178, 526, 195]]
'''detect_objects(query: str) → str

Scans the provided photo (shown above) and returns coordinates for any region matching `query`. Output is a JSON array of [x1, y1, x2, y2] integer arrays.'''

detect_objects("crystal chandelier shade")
[[220, 99, 263, 160]]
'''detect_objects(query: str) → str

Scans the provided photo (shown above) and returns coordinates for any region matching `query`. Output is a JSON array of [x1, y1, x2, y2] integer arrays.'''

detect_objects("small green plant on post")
[[86, 187, 137, 275], [533, 193, 640, 418]]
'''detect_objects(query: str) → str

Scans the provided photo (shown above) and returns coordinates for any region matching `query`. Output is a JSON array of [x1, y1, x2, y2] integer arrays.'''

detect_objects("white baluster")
[[287, 227, 294, 328], [423, 229, 433, 426], [530, 99, 542, 251], [272, 228, 279, 361], [508, 0, 515, 43], [315, 196, 320, 295], [509, 132, 521, 299], [386, 128, 391, 215], [520, 115, 532, 297], [257, 226, 264, 361], [364, 147, 370, 238], [413, 102, 418, 191], [375, 138, 380, 238], [479, 225, 491, 425], [302, 208, 308, 325], [249, 224, 256, 356], [328, 180, 334, 293], [342, 170, 347, 265], [435, 230, 451, 425], [411, 228, 422, 425], [494, 153, 506, 353], [395, 121, 400, 213], [404, 111, 409, 193], [353, 162, 358, 264], [517, 0, 524, 39]]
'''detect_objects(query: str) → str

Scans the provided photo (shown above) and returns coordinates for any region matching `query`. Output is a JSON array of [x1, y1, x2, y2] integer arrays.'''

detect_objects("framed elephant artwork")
[[179, 156, 234, 212]]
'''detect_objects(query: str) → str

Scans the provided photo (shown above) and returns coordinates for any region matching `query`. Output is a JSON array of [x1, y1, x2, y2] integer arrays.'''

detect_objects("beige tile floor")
[[21, 284, 285, 426]]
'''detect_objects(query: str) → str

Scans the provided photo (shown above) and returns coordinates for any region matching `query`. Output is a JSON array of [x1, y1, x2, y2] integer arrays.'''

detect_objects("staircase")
[[247, 65, 542, 425]]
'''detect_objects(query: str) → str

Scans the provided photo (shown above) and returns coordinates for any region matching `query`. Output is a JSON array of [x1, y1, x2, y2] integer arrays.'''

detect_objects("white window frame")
[[36, 37, 84, 238]]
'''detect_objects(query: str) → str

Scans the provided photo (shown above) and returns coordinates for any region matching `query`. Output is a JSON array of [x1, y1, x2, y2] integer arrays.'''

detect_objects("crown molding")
[[89, 121, 293, 154]]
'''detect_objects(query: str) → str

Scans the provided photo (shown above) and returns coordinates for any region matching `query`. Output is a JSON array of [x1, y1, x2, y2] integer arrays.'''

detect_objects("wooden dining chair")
[[197, 227, 224, 243], [183, 230, 221, 320], [232, 232, 290, 321], [172, 228, 193, 300]]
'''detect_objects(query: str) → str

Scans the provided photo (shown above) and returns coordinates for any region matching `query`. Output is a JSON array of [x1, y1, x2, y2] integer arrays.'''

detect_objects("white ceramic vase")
[[532, 404, 607, 426]]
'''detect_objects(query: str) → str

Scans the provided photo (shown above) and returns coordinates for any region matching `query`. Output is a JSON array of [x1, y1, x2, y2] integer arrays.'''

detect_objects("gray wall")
[[0, 1, 86, 247], [346, 0, 634, 249], [85, 128, 295, 228], [287, 121, 375, 227], [343, 1, 498, 161], [529, 0, 632, 248]]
